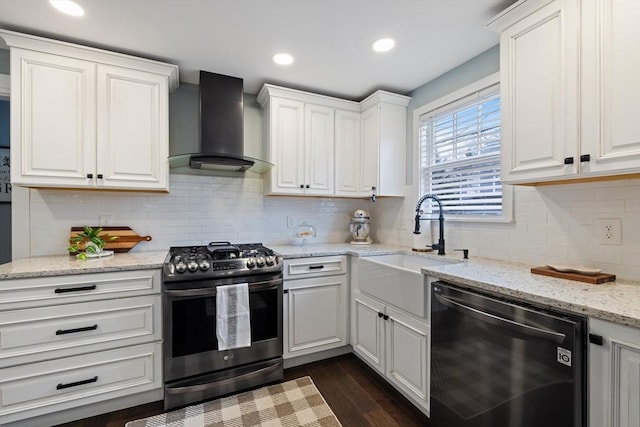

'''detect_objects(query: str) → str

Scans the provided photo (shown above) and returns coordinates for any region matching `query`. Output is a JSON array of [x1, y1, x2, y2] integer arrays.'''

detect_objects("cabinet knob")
[[305, 185, 310, 189], [86, 173, 93, 179], [564, 157, 574, 165], [383, 314, 389, 320], [378, 312, 384, 318], [300, 184, 304, 189], [580, 154, 591, 162], [97, 174, 103, 179]]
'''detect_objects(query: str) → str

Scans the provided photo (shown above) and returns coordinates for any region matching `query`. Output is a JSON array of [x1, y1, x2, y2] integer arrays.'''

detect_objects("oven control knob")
[[199, 260, 210, 271], [276, 256, 283, 265], [256, 257, 266, 267], [246, 258, 256, 269], [187, 261, 199, 272], [175, 262, 187, 273], [265, 256, 275, 266]]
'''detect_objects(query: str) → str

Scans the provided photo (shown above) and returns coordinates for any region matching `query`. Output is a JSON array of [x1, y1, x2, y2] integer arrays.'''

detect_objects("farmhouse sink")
[[357, 254, 454, 318]]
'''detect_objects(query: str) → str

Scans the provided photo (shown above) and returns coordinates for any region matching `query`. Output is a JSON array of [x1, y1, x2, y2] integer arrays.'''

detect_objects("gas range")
[[163, 241, 282, 281]]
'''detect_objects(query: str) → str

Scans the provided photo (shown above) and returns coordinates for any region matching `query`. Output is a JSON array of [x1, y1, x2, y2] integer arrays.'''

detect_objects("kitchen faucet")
[[414, 194, 445, 255]]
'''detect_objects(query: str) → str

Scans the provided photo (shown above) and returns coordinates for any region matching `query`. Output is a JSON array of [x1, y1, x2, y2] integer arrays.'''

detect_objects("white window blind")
[[418, 83, 502, 218]]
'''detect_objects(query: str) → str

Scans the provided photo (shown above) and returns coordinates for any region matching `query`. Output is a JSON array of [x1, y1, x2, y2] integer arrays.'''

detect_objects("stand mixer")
[[349, 209, 372, 245]]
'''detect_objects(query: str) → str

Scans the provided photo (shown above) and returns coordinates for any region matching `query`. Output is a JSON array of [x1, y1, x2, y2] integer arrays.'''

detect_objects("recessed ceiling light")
[[273, 53, 294, 66], [372, 38, 395, 53], [49, 0, 85, 17]]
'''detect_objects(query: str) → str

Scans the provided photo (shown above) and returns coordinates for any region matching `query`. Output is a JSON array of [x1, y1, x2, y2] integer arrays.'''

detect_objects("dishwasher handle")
[[434, 293, 566, 344]]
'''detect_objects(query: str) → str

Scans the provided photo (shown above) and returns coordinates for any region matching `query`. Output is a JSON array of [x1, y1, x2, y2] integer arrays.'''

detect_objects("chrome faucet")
[[414, 194, 445, 255]]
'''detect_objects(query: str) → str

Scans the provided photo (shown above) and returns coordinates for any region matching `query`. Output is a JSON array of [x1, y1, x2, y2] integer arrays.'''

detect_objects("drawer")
[[0, 342, 162, 425], [284, 256, 347, 280], [0, 269, 160, 310], [0, 295, 161, 367]]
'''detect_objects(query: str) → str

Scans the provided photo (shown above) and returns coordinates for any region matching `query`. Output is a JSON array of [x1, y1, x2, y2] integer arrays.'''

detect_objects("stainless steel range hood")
[[168, 71, 273, 174]]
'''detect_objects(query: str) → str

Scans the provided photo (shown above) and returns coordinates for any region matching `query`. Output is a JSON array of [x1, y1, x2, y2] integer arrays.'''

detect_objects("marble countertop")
[[1, 243, 638, 328], [0, 251, 167, 280]]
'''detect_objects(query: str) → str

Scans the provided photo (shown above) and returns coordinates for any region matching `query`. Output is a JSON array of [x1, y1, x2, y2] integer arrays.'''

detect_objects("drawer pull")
[[56, 324, 98, 335], [56, 376, 98, 390], [54, 285, 97, 294], [308, 265, 324, 270]]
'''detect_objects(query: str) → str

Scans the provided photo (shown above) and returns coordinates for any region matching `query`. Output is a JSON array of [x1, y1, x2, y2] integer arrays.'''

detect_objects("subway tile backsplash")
[[25, 174, 640, 280], [28, 173, 368, 256]]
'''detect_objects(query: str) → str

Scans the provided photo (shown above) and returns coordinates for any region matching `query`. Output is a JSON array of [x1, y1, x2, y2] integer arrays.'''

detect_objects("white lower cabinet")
[[283, 256, 348, 359], [589, 318, 640, 427], [351, 291, 430, 414], [0, 269, 162, 425], [0, 343, 162, 425]]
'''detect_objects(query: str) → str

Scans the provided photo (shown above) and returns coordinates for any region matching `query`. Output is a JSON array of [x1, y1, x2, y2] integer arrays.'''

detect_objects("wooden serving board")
[[70, 226, 152, 253], [531, 266, 616, 284]]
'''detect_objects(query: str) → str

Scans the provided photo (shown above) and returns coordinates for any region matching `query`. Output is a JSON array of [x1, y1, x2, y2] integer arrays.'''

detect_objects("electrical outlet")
[[287, 216, 296, 228], [99, 215, 113, 226], [597, 218, 622, 245]]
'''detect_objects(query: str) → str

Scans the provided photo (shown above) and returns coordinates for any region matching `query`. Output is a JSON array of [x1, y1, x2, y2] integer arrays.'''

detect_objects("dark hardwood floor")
[[55, 353, 430, 427]]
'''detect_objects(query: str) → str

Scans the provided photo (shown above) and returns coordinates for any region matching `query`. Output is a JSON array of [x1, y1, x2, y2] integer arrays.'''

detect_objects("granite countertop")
[[0, 251, 167, 280], [272, 243, 640, 328], [1, 243, 638, 328]]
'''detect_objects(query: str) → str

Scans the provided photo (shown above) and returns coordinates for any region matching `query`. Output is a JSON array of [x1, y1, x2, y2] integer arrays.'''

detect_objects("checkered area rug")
[[125, 377, 342, 427]]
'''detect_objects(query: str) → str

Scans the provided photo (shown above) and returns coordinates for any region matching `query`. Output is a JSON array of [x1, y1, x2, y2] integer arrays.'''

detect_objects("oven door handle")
[[164, 360, 282, 394], [164, 278, 281, 297], [434, 293, 566, 344]]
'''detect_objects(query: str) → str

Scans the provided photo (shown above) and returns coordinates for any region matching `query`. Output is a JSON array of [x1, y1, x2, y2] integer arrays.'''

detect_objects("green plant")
[[68, 226, 118, 260]]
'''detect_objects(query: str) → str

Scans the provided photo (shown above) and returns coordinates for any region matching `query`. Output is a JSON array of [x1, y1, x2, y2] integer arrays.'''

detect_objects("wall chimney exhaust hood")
[[168, 71, 273, 174]]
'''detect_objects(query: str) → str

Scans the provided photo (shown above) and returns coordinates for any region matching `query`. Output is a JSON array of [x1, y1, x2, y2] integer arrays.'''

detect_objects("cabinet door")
[[499, 0, 580, 183], [304, 104, 334, 195], [267, 97, 305, 194], [335, 110, 364, 196], [360, 105, 380, 193], [10, 48, 96, 187], [589, 319, 640, 427], [385, 305, 429, 411], [96, 65, 168, 190], [351, 292, 385, 374], [284, 275, 346, 358], [581, 0, 640, 176]]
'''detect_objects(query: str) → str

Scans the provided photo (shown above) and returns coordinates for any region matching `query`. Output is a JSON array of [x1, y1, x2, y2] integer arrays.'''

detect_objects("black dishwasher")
[[430, 281, 586, 427]]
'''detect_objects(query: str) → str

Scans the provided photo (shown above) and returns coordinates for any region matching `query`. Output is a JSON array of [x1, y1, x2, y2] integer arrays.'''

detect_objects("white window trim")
[[413, 72, 513, 223]]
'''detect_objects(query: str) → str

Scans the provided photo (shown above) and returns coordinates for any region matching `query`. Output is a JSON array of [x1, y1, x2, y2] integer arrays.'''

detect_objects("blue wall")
[[405, 45, 499, 184]]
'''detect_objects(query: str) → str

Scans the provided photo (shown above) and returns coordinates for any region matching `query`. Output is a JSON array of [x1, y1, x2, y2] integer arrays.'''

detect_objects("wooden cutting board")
[[531, 266, 616, 284], [70, 226, 152, 253]]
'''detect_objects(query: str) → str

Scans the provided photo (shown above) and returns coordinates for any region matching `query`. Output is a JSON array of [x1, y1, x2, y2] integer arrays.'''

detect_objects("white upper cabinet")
[[488, 0, 640, 184], [581, 0, 640, 176], [258, 84, 410, 198], [358, 92, 410, 197], [0, 30, 178, 192]]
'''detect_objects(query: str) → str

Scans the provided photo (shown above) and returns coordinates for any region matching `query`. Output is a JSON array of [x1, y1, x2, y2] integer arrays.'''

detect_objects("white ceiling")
[[0, 0, 515, 99]]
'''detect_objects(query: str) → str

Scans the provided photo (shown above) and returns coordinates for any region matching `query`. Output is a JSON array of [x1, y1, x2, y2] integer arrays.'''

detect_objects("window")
[[415, 73, 511, 221]]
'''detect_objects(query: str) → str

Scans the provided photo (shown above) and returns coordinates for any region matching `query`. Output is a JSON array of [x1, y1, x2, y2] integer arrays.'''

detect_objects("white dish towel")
[[216, 283, 251, 350]]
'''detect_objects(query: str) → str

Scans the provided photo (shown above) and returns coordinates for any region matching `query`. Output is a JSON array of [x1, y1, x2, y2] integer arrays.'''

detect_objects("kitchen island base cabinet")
[[589, 318, 640, 427], [351, 291, 429, 415], [283, 256, 348, 360]]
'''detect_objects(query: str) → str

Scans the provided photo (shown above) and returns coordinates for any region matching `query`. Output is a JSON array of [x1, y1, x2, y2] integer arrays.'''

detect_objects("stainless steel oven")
[[162, 243, 283, 410]]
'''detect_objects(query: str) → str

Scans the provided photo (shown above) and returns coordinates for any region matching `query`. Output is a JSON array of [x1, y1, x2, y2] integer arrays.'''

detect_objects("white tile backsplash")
[[26, 173, 368, 257], [381, 178, 640, 280], [19, 173, 640, 280]]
